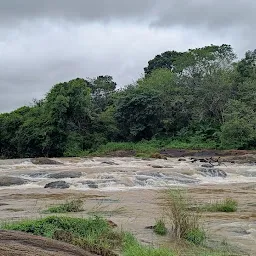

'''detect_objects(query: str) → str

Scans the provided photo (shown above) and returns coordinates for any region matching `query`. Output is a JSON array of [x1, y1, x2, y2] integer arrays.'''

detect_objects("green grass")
[[43, 199, 84, 213], [153, 219, 168, 236], [201, 198, 238, 212], [185, 228, 206, 245], [2, 216, 122, 255], [123, 233, 174, 256], [160, 189, 204, 243], [84, 138, 218, 157]]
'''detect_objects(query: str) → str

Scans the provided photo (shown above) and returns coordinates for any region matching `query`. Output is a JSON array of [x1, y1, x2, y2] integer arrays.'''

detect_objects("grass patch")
[[123, 233, 174, 256], [201, 198, 238, 212], [44, 199, 84, 213], [160, 189, 205, 245], [1, 216, 175, 256], [153, 219, 167, 236], [2, 216, 121, 255]]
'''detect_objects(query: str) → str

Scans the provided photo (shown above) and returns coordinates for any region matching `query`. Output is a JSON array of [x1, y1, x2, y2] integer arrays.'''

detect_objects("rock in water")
[[44, 181, 70, 189], [31, 158, 62, 165], [0, 176, 29, 186], [48, 172, 82, 179], [200, 168, 227, 178]]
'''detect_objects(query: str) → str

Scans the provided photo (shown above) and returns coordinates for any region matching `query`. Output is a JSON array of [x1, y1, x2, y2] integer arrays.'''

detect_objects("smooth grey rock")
[[48, 172, 82, 179], [0, 176, 29, 187], [44, 181, 70, 189]]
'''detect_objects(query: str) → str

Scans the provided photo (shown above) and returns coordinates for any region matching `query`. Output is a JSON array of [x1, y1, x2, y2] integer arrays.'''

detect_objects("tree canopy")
[[1, 44, 256, 158]]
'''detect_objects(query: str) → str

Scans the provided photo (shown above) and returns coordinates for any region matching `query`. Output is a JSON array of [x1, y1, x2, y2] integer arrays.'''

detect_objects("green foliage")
[[115, 87, 164, 141], [44, 199, 84, 213], [123, 233, 174, 256], [202, 198, 238, 212], [153, 219, 167, 236], [185, 228, 206, 245], [1, 45, 256, 159]]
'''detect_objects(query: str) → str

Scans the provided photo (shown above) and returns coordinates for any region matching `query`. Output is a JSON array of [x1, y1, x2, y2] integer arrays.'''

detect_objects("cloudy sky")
[[0, 0, 255, 113]]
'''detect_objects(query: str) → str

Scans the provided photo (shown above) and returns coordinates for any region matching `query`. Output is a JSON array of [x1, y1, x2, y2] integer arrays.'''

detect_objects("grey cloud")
[[0, 0, 255, 113], [0, 0, 255, 30]]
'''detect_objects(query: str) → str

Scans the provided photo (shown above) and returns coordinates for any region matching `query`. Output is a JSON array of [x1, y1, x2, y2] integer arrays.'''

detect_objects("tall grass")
[[160, 189, 205, 244]]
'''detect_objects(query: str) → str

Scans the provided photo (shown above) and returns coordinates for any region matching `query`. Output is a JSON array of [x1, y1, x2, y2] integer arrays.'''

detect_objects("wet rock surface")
[[0, 230, 97, 256], [199, 168, 227, 178], [0, 176, 29, 187], [31, 158, 63, 165], [48, 172, 82, 179], [44, 181, 70, 189]]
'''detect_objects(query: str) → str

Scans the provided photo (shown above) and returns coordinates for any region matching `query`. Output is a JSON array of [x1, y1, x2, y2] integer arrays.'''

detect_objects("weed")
[[160, 189, 203, 242], [123, 233, 174, 256], [153, 219, 167, 236], [185, 228, 206, 245], [202, 198, 238, 212], [44, 199, 84, 213]]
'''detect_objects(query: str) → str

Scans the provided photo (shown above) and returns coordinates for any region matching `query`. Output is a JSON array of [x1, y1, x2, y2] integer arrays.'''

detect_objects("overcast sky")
[[0, 0, 255, 113]]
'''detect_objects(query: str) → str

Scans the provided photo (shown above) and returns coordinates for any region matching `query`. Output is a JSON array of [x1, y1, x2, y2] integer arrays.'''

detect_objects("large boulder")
[[0, 176, 29, 187], [48, 172, 82, 179], [0, 230, 97, 256], [44, 181, 70, 189]]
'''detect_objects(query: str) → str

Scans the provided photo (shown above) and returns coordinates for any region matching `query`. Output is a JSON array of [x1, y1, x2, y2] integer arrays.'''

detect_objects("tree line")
[[1, 44, 256, 158]]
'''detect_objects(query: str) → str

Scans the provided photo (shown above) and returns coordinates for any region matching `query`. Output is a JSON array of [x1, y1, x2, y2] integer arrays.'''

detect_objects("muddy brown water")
[[0, 156, 255, 255]]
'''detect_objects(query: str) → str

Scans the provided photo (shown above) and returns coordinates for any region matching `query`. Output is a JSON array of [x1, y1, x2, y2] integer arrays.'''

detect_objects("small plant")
[[153, 219, 167, 236], [44, 199, 84, 213], [185, 228, 206, 245], [160, 189, 203, 241], [202, 198, 238, 212]]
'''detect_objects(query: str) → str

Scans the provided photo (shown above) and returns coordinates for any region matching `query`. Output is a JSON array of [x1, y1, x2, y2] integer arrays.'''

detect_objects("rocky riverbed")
[[0, 155, 255, 255]]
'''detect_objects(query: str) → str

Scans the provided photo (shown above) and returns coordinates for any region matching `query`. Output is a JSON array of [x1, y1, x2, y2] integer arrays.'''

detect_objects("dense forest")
[[1, 44, 256, 158]]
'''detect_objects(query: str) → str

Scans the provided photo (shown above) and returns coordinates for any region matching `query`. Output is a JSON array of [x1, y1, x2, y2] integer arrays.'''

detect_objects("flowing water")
[[0, 157, 255, 190], [0, 157, 255, 255]]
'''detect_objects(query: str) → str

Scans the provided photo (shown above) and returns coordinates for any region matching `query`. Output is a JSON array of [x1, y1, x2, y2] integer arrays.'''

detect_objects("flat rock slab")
[[0, 230, 97, 256], [31, 158, 63, 165], [44, 181, 70, 189], [0, 177, 29, 187], [48, 172, 82, 179]]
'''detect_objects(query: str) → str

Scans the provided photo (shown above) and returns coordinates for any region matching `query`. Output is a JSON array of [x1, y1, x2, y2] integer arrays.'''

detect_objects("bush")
[[44, 199, 84, 213], [202, 198, 238, 212], [153, 219, 167, 236]]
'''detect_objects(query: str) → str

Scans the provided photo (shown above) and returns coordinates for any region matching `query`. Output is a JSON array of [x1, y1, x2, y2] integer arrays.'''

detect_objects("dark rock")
[[48, 172, 82, 179], [28, 172, 48, 178], [201, 164, 214, 168], [44, 181, 70, 189], [32, 158, 63, 165], [199, 168, 227, 178], [178, 158, 186, 161], [101, 161, 119, 165], [0, 176, 29, 187], [88, 184, 98, 189], [151, 165, 164, 169]]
